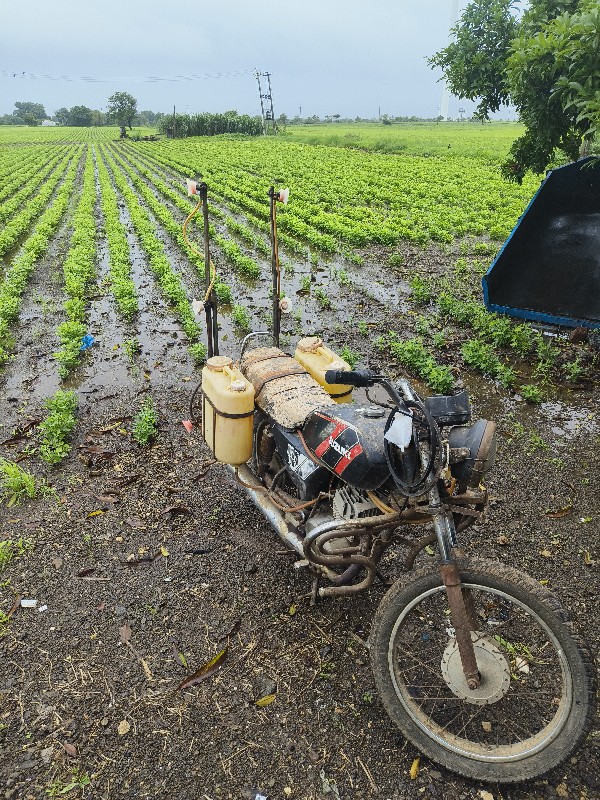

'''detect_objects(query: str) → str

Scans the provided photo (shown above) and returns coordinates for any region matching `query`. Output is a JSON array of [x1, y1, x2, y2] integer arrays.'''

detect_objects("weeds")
[[340, 346, 359, 368], [46, 768, 91, 798], [314, 287, 333, 310], [123, 338, 141, 362], [0, 538, 31, 573], [0, 459, 38, 506], [132, 397, 159, 445]]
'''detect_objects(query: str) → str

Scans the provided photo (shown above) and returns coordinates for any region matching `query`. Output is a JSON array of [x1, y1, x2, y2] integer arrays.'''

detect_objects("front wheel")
[[370, 557, 596, 783]]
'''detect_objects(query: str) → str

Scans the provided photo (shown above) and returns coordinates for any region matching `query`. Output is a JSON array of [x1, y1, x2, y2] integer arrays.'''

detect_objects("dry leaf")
[[117, 719, 130, 736], [160, 546, 169, 558], [545, 503, 573, 519], [61, 741, 77, 757], [255, 694, 276, 707], [125, 517, 145, 529], [76, 567, 95, 578], [288, 603, 297, 616], [479, 791, 494, 800], [481, 721, 492, 732], [87, 510, 105, 518], [409, 757, 420, 780], [124, 552, 160, 567], [119, 623, 132, 643], [160, 505, 190, 516], [141, 658, 154, 680], [540, 549, 553, 558], [177, 647, 228, 690]]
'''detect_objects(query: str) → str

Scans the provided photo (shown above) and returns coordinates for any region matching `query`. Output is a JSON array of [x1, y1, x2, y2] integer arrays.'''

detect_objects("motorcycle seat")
[[241, 346, 335, 429]]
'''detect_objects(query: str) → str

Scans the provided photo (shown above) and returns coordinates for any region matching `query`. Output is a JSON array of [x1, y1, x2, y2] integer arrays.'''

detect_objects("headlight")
[[448, 419, 497, 490]]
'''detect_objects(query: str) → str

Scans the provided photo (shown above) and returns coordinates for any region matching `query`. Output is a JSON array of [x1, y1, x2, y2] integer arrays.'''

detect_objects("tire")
[[370, 556, 596, 783]]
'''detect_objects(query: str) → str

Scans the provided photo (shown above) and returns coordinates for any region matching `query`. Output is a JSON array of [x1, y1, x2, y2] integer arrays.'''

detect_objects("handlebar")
[[324, 368, 380, 388]]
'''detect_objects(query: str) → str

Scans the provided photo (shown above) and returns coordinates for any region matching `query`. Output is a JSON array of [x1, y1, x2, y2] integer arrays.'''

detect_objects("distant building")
[[41, 119, 57, 126]]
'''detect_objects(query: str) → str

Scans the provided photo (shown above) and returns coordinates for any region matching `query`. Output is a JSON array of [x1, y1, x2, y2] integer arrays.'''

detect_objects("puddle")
[[540, 400, 598, 437]]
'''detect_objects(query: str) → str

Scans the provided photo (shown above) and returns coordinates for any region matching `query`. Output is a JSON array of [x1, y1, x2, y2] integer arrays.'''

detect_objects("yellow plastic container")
[[201, 356, 255, 465], [294, 337, 353, 403]]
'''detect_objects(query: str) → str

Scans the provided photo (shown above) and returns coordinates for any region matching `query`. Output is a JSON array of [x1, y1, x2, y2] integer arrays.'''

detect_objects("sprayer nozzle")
[[277, 187, 290, 204]]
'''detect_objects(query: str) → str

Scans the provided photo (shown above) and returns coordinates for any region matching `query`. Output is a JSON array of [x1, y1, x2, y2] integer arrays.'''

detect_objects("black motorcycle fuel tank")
[[301, 405, 391, 490]]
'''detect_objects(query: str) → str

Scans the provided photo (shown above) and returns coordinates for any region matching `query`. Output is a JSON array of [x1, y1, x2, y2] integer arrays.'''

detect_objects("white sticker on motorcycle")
[[287, 444, 319, 480]]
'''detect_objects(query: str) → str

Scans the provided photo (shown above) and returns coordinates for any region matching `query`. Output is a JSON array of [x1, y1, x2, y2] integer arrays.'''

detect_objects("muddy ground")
[[0, 162, 599, 800]]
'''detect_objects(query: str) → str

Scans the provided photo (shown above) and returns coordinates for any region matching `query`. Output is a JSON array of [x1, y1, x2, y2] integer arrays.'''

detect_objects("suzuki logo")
[[328, 435, 350, 458]]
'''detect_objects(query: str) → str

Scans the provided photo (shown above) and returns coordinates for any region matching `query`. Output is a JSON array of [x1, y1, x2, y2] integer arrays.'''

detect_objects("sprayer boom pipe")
[[268, 187, 280, 348]]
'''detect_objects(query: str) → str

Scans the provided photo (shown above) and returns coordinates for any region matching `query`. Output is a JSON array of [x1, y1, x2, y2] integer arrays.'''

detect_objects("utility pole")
[[255, 71, 277, 135]]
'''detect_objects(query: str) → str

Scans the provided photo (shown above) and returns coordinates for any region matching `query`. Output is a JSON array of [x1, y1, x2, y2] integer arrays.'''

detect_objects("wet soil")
[[0, 190, 598, 800]]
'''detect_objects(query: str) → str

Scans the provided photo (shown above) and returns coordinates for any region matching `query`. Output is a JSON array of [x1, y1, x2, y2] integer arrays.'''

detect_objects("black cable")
[[189, 382, 203, 424], [383, 399, 442, 497]]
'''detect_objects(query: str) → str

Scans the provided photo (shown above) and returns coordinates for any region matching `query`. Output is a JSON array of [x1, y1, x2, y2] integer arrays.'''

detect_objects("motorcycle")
[[185, 181, 595, 783]]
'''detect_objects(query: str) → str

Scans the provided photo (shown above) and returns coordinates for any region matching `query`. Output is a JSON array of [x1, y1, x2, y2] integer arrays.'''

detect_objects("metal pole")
[[265, 72, 277, 133], [256, 72, 266, 135], [268, 186, 280, 347], [199, 183, 218, 357]]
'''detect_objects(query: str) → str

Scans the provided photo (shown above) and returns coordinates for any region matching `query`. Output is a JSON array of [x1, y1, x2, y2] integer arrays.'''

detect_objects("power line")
[[0, 68, 257, 84]]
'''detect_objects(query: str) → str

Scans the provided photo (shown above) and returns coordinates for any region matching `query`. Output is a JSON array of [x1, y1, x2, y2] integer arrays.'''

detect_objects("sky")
[[1, 0, 510, 120]]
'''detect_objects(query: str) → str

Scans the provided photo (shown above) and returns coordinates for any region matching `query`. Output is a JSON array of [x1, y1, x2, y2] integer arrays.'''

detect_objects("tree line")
[[0, 93, 157, 128]]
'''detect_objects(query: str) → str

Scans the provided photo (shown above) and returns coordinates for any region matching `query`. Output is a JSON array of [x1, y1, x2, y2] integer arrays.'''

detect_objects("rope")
[[182, 196, 217, 303]]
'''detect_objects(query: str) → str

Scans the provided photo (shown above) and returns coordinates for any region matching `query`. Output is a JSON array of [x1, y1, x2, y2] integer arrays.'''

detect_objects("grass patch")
[[0, 459, 38, 506]]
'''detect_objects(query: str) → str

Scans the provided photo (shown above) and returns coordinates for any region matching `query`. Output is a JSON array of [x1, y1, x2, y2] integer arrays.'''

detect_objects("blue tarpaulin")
[[483, 157, 600, 329]]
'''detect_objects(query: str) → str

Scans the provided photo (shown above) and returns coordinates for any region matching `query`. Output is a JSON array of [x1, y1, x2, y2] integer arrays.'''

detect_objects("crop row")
[[130, 137, 538, 248], [0, 147, 81, 257], [112, 143, 259, 283], [96, 150, 139, 320], [99, 145, 206, 363], [0, 146, 67, 203], [0, 147, 72, 224], [0, 154, 80, 364], [54, 146, 98, 376]]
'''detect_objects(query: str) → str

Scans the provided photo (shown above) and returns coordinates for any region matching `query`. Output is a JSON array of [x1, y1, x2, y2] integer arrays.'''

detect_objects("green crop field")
[[0, 122, 588, 464]]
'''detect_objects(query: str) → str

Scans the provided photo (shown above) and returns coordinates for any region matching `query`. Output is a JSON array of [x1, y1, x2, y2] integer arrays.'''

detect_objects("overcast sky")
[[2, 0, 509, 120]]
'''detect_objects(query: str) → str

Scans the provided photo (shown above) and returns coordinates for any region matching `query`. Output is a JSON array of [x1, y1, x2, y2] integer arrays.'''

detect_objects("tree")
[[13, 101, 46, 122], [68, 106, 93, 127], [54, 107, 70, 126], [429, 0, 600, 181], [107, 92, 138, 129], [90, 109, 106, 127]]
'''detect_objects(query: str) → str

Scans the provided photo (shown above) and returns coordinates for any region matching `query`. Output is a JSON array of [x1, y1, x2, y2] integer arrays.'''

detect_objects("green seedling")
[[132, 397, 159, 446], [38, 390, 78, 465], [123, 337, 141, 363], [520, 384, 543, 404], [314, 287, 332, 310], [231, 304, 251, 331], [340, 346, 359, 369]]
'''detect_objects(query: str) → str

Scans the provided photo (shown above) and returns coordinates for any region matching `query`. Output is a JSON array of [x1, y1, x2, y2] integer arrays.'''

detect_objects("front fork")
[[430, 483, 481, 690]]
